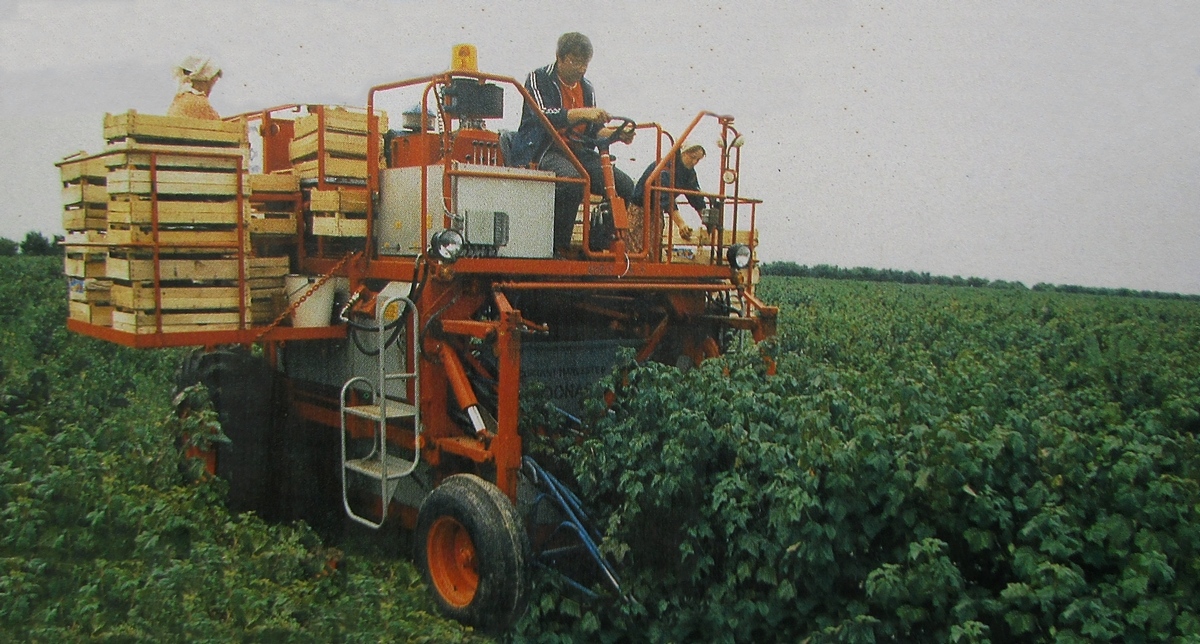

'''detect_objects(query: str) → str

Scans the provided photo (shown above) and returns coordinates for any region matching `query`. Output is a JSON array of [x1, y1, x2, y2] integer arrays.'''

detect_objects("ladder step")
[[345, 402, 417, 421], [346, 454, 414, 480]]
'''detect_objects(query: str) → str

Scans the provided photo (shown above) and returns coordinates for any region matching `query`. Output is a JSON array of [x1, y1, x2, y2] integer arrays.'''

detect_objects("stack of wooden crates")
[[61, 154, 112, 325], [291, 107, 386, 238], [63, 111, 290, 334]]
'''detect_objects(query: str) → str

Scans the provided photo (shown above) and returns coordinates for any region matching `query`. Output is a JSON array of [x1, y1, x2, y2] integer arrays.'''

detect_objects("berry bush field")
[[521, 277, 1200, 643], [3, 256, 1199, 642], [0, 257, 482, 643]]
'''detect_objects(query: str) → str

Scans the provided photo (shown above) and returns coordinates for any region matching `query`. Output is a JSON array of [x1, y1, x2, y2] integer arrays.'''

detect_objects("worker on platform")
[[509, 32, 637, 255], [633, 143, 714, 243], [168, 56, 222, 120]]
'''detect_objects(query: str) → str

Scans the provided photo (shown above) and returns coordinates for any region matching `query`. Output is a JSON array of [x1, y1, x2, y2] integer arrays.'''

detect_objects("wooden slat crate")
[[309, 187, 369, 213], [64, 249, 107, 278], [112, 310, 242, 334], [62, 182, 108, 207], [311, 213, 367, 237], [64, 230, 107, 245], [294, 156, 369, 181], [294, 108, 387, 138], [103, 148, 244, 172], [106, 223, 241, 248], [69, 301, 113, 326], [59, 154, 108, 184], [289, 130, 370, 161], [112, 280, 285, 322], [63, 205, 108, 232], [106, 168, 241, 197], [68, 278, 112, 304], [104, 111, 246, 147], [106, 254, 289, 282], [108, 197, 242, 226], [112, 282, 243, 311], [248, 215, 297, 236], [248, 172, 299, 194]]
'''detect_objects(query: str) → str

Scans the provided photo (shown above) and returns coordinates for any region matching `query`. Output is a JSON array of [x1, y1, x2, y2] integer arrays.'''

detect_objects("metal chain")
[[253, 252, 358, 343]]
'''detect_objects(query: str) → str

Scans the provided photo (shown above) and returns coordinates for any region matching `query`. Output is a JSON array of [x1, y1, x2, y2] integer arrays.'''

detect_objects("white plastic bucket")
[[285, 274, 337, 328]]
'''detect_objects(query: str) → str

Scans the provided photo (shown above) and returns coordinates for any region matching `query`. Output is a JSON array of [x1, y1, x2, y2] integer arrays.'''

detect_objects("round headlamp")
[[726, 243, 752, 270], [429, 229, 465, 263]]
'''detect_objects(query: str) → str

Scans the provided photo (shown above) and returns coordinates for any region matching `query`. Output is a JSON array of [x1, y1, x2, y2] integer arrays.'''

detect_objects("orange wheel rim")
[[427, 516, 478, 607]]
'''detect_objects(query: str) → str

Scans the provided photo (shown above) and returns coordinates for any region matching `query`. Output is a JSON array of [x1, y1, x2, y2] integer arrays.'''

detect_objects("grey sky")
[[2, 0, 1197, 293]]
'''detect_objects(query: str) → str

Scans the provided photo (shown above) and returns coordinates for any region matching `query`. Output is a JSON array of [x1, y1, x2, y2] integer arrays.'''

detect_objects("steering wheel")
[[568, 116, 637, 149]]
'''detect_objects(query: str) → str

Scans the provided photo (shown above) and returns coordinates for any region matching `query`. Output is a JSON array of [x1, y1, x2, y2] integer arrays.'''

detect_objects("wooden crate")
[[294, 108, 387, 138], [68, 278, 112, 304], [289, 130, 370, 161], [64, 250, 107, 278], [62, 182, 108, 207], [103, 147, 245, 173], [108, 197, 241, 226], [294, 156, 369, 181], [112, 282, 242, 311], [309, 187, 369, 213], [311, 213, 367, 237], [248, 215, 297, 236], [112, 309, 242, 334], [63, 205, 108, 232], [106, 223, 241, 248], [106, 254, 289, 282], [667, 229, 759, 265], [69, 301, 113, 326], [248, 172, 299, 194], [59, 154, 108, 184], [64, 230, 107, 245], [104, 111, 246, 147], [106, 167, 241, 197]]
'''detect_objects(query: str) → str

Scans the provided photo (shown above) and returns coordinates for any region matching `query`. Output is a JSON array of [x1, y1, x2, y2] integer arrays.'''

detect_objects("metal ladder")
[[339, 291, 420, 529]]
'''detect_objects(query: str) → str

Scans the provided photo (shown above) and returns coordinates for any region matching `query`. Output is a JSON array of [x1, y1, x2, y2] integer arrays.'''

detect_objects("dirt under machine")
[[60, 47, 777, 631]]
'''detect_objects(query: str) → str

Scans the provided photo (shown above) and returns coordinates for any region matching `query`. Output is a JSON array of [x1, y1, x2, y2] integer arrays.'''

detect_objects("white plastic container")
[[285, 274, 337, 327]]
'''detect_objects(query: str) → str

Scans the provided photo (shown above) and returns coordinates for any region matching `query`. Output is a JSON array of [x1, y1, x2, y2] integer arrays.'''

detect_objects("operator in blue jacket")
[[509, 32, 636, 255], [633, 144, 714, 243]]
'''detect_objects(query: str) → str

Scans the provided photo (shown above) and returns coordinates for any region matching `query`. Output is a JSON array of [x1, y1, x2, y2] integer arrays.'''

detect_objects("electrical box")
[[377, 163, 554, 258]]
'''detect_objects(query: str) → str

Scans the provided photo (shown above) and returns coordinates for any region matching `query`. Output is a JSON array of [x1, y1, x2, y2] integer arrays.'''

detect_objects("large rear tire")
[[415, 474, 531, 633], [174, 346, 285, 518]]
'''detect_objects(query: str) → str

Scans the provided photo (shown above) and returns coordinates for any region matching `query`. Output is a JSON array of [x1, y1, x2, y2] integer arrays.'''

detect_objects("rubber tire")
[[174, 346, 283, 518], [415, 474, 531, 633]]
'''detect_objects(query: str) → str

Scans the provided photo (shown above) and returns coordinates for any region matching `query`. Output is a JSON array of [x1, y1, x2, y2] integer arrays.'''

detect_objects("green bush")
[[519, 278, 1200, 642], [0, 257, 483, 643]]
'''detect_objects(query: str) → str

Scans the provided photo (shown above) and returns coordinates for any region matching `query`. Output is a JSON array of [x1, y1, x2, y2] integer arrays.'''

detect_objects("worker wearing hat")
[[168, 56, 222, 120]]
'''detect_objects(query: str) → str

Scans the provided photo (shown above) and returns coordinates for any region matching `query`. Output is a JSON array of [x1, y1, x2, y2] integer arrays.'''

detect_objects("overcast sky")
[[2, 0, 1197, 293]]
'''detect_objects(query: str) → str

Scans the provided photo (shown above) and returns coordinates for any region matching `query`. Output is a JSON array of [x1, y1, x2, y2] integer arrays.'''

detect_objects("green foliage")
[[760, 262, 1200, 301], [19, 232, 61, 257], [0, 238, 17, 257], [517, 277, 1200, 642], [0, 257, 483, 643]]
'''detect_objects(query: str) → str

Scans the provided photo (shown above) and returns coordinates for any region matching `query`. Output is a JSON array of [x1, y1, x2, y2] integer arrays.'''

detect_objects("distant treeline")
[[0, 232, 63, 257], [760, 261, 1200, 302]]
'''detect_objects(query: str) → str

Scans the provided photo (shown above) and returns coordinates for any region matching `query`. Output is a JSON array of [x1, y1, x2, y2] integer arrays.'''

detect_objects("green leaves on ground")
[[520, 277, 1200, 643], [0, 257, 481, 643]]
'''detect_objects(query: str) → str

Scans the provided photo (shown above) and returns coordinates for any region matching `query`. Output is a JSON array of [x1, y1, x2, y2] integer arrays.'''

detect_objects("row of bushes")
[[517, 277, 1200, 642], [760, 262, 1200, 301], [0, 257, 482, 642]]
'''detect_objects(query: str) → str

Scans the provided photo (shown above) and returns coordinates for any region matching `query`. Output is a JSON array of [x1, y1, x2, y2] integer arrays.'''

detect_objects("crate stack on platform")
[[60, 153, 113, 325], [247, 171, 301, 242], [291, 106, 386, 238], [98, 111, 288, 334]]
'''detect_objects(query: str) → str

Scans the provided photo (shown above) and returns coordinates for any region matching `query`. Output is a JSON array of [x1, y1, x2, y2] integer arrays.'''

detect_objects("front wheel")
[[414, 474, 531, 633]]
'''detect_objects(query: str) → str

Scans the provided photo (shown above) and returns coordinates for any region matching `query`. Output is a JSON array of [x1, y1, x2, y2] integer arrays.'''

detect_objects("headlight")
[[429, 229, 465, 263], [726, 243, 752, 270]]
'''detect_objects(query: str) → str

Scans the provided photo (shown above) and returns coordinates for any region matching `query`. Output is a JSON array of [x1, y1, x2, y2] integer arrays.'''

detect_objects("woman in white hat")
[[167, 56, 222, 119]]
